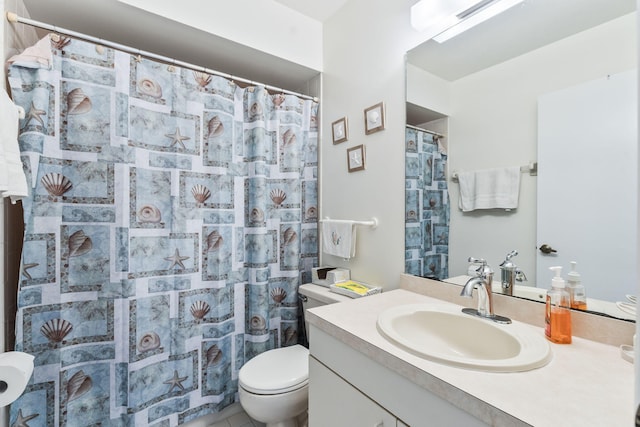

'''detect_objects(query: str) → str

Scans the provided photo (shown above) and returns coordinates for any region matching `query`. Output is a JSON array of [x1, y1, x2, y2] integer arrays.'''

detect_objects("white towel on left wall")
[[322, 220, 357, 259], [0, 89, 29, 203]]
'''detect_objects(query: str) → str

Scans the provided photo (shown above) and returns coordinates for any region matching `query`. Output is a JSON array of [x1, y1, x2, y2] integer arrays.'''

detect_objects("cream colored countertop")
[[306, 289, 634, 426]]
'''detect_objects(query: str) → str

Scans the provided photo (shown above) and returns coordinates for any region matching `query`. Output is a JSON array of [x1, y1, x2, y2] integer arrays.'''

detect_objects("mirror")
[[405, 0, 637, 321]]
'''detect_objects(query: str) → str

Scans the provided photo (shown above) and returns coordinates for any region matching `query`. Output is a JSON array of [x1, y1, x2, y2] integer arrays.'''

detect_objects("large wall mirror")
[[405, 0, 637, 321]]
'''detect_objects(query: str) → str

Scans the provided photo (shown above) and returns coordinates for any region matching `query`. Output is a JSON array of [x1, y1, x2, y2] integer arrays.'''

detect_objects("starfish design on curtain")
[[165, 128, 190, 149], [164, 249, 189, 269], [12, 409, 39, 427], [23, 101, 46, 128], [163, 370, 187, 393], [20, 262, 39, 280]]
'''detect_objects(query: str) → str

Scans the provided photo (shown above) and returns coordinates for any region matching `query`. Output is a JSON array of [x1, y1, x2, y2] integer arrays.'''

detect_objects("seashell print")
[[137, 331, 161, 353], [249, 102, 262, 118], [67, 370, 92, 402], [270, 287, 287, 304], [137, 78, 162, 98], [249, 315, 266, 332], [193, 71, 213, 88], [429, 198, 437, 208], [283, 227, 297, 246], [250, 207, 264, 223], [41, 318, 73, 343], [68, 230, 92, 257], [138, 204, 162, 223], [306, 206, 318, 220], [206, 116, 224, 138], [191, 184, 211, 204], [282, 129, 296, 148], [206, 344, 222, 366], [206, 230, 223, 252], [283, 327, 297, 345], [407, 139, 417, 151], [270, 189, 286, 206], [407, 210, 417, 220], [190, 301, 210, 320], [41, 172, 72, 197], [67, 88, 92, 115], [272, 94, 286, 109]]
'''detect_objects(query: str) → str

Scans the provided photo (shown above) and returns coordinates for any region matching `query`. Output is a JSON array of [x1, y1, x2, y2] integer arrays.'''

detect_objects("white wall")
[[445, 13, 637, 285], [117, 0, 323, 72], [320, 0, 429, 289]]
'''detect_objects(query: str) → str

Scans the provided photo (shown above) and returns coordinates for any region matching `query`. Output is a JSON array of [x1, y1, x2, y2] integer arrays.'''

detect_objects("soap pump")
[[545, 266, 572, 344], [567, 261, 587, 310]]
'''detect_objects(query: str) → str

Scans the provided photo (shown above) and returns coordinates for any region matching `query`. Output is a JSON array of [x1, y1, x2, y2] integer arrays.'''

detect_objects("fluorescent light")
[[411, 0, 479, 33], [433, 0, 524, 43]]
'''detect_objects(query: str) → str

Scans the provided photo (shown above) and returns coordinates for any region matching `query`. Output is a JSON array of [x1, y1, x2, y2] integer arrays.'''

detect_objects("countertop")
[[306, 288, 634, 426]]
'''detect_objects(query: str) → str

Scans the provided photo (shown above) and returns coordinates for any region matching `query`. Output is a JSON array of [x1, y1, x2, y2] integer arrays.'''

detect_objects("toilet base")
[[238, 384, 308, 427], [264, 410, 307, 427]]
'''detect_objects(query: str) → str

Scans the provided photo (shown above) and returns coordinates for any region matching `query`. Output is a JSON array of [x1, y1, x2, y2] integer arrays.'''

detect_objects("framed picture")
[[332, 117, 348, 144], [347, 144, 366, 172], [364, 102, 385, 135]]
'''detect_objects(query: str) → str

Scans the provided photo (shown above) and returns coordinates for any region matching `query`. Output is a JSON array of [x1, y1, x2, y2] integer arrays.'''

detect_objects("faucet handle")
[[467, 257, 493, 276], [515, 268, 527, 282]]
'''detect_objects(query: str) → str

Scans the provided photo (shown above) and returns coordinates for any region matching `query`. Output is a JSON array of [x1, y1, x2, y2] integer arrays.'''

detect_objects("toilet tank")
[[298, 283, 351, 342]]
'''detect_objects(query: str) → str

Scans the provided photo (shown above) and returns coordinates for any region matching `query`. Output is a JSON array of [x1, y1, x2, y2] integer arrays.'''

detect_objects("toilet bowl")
[[238, 284, 351, 427], [238, 345, 309, 427]]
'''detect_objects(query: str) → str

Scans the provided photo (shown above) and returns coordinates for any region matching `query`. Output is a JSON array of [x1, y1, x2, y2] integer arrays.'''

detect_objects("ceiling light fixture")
[[411, 0, 524, 43]]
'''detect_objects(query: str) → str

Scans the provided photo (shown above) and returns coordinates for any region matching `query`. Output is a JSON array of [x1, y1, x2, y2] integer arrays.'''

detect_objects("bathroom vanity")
[[306, 276, 633, 426]]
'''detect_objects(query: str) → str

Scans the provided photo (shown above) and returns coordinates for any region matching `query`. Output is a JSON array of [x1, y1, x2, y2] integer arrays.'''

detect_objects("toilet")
[[238, 283, 350, 427]]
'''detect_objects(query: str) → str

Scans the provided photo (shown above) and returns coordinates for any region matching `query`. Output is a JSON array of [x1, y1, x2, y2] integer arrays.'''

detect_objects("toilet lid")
[[239, 345, 309, 395]]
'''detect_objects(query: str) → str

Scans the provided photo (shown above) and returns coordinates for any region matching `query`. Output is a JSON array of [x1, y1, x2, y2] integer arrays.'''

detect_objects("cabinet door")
[[309, 357, 398, 427]]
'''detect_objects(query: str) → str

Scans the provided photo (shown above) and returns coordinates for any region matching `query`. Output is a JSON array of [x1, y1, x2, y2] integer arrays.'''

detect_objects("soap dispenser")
[[545, 266, 572, 344], [567, 261, 587, 310]]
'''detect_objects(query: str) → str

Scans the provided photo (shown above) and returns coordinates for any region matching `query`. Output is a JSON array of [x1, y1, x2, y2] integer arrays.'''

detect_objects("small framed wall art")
[[347, 144, 366, 172], [332, 117, 348, 144], [364, 102, 385, 135]]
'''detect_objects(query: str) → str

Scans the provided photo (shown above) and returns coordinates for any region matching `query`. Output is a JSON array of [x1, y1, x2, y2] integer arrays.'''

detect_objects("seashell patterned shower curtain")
[[8, 35, 318, 426], [405, 127, 450, 279]]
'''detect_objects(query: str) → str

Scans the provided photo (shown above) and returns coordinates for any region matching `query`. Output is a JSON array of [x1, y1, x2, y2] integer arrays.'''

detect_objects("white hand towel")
[[0, 89, 29, 203], [322, 220, 356, 259], [458, 166, 520, 212], [7, 34, 53, 69]]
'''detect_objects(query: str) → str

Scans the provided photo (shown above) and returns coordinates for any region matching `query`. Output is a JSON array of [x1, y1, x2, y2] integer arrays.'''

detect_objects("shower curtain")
[[8, 35, 318, 426], [404, 127, 450, 279]]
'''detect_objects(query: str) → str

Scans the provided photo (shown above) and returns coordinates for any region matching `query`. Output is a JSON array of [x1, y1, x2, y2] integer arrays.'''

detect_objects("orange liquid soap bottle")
[[545, 266, 572, 344]]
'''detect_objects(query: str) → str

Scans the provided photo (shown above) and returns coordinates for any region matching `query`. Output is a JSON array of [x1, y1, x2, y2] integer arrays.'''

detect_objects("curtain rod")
[[5, 12, 318, 102], [405, 124, 446, 138]]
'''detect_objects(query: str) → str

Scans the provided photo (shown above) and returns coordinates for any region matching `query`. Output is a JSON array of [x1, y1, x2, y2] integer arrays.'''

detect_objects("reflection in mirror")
[[405, 0, 637, 321]]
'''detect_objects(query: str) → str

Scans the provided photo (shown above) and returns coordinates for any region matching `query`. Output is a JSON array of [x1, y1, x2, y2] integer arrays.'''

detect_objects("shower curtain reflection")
[[405, 126, 450, 279], [8, 35, 318, 426]]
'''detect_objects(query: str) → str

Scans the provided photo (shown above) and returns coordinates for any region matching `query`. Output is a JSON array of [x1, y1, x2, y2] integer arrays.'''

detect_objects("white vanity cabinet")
[[309, 357, 400, 427], [308, 325, 489, 427]]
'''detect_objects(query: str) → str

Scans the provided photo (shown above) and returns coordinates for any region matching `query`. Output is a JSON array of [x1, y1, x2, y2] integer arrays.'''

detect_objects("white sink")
[[377, 303, 552, 372]]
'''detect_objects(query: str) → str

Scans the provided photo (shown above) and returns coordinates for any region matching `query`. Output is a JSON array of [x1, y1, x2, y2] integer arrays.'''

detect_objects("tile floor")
[[207, 410, 264, 427]]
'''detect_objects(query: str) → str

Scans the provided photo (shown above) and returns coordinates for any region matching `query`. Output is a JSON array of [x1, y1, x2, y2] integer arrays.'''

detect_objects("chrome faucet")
[[461, 257, 511, 324], [499, 250, 528, 296]]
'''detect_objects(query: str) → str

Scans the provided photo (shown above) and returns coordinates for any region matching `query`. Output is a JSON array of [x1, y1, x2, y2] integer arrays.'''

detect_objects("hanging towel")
[[322, 220, 357, 259], [7, 34, 53, 69], [0, 89, 29, 203], [457, 166, 520, 212]]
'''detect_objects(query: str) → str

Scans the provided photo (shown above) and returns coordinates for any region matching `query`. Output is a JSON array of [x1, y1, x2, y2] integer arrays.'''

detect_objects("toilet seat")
[[239, 344, 309, 395]]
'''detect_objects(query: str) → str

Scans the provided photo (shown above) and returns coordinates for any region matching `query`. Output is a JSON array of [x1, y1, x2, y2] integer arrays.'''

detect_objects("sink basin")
[[377, 303, 552, 372]]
